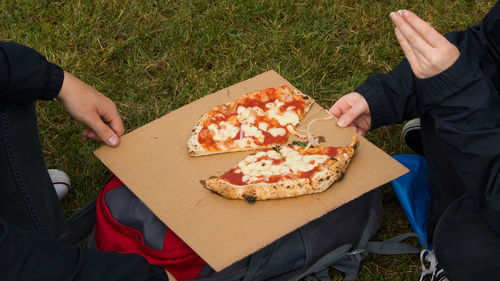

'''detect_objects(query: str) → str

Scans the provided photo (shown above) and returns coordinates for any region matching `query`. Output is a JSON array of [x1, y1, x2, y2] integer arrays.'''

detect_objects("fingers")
[[329, 92, 371, 134], [98, 102, 125, 137], [390, 10, 459, 78], [82, 128, 101, 142], [87, 100, 123, 146], [86, 115, 120, 146], [394, 26, 424, 74], [329, 103, 342, 119], [398, 10, 446, 47], [337, 100, 368, 128], [394, 27, 418, 63], [390, 11, 433, 55]]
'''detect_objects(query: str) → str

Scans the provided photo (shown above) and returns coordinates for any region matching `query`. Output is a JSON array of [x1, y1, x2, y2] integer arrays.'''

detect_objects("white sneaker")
[[48, 169, 71, 200]]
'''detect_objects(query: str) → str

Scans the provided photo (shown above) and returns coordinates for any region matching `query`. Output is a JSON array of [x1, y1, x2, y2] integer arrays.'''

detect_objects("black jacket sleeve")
[[0, 41, 64, 103], [357, 2, 500, 233], [355, 59, 417, 129], [0, 220, 168, 281], [414, 4, 500, 234]]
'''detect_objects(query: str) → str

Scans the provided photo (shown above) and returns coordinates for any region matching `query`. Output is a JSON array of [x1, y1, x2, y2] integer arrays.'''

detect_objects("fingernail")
[[402, 10, 409, 17], [338, 120, 346, 127], [397, 10, 404, 16], [107, 135, 118, 146], [390, 12, 397, 21]]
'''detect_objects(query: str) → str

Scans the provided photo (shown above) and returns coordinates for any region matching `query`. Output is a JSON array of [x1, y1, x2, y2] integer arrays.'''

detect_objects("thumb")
[[88, 117, 119, 146], [337, 102, 366, 128]]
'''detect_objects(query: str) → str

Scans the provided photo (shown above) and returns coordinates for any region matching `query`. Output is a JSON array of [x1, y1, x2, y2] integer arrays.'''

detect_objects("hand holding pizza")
[[57, 72, 125, 147], [329, 92, 371, 136], [390, 10, 460, 79]]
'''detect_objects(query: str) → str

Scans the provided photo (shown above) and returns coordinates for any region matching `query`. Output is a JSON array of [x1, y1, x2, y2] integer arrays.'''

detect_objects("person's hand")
[[329, 92, 371, 136], [390, 10, 460, 79], [57, 72, 125, 147]]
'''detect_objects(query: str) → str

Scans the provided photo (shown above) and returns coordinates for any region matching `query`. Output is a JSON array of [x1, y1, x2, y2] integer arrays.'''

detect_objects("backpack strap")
[[366, 232, 424, 255], [288, 244, 353, 281], [242, 244, 274, 281], [288, 209, 381, 281], [288, 209, 426, 281], [331, 209, 381, 281]]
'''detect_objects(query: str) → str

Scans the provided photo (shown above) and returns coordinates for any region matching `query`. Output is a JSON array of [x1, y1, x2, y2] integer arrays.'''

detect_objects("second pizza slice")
[[204, 136, 359, 201]]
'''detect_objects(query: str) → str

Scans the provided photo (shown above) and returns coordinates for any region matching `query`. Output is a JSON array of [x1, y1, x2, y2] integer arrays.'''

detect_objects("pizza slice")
[[187, 85, 314, 156], [204, 136, 359, 201]]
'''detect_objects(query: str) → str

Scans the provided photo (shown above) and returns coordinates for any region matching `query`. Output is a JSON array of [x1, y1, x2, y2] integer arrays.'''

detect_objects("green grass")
[[0, 0, 494, 279]]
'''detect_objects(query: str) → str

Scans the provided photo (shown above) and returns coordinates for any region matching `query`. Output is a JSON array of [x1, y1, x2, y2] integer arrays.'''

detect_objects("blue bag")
[[391, 154, 432, 249]]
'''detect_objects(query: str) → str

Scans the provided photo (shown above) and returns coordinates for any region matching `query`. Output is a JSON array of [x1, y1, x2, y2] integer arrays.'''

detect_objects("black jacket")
[[356, 2, 500, 235], [0, 42, 168, 281], [0, 41, 63, 103]]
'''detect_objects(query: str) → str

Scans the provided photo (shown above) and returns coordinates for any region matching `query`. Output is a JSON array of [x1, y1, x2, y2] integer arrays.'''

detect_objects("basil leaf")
[[272, 145, 284, 159], [292, 141, 308, 148]]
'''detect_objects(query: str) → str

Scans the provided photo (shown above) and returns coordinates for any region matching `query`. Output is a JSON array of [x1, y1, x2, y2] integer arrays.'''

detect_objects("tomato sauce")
[[220, 169, 245, 186], [281, 99, 306, 113], [260, 130, 288, 145], [213, 112, 237, 123], [198, 127, 218, 151], [256, 155, 285, 165], [324, 147, 339, 158], [298, 166, 320, 179], [240, 98, 269, 110], [267, 175, 282, 183]]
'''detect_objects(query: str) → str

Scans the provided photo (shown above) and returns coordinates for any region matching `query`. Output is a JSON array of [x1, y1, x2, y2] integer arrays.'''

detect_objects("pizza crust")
[[205, 136, 359, 201]]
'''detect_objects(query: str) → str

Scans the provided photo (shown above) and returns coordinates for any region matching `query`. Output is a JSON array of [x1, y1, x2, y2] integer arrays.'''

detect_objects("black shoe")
[[402, 118, 425, 156], [420, 249, 448, 281], [431, 264, 449, 281], [61, 199, 97, 246]]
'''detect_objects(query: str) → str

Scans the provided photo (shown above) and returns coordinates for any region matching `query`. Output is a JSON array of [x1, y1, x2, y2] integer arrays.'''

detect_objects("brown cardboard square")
[[94, 70, 408, 271]]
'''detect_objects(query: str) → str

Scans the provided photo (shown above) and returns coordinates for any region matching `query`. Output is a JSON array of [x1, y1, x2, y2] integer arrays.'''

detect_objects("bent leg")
[[0, 220, 168, 281], [433, 194, 500, 281], [0, 102, 68, 239]]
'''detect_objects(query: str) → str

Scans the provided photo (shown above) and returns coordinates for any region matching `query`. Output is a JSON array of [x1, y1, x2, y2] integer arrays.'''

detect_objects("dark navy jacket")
[[0, 41, 63, 103], [356, 2, 500, 235]]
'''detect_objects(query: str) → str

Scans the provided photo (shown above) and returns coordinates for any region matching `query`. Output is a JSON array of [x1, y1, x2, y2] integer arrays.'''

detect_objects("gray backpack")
[[93, 181, 421, 281]]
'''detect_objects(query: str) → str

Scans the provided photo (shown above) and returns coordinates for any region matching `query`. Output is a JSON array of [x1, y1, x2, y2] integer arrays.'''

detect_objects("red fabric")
[[95, 177, 205, 280]]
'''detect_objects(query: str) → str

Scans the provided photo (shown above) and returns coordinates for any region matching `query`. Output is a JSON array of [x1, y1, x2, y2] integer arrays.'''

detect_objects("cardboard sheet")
[[94, 70, 408, 271]]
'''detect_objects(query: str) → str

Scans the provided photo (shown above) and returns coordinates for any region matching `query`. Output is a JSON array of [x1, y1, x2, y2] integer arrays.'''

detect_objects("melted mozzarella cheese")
[[237, 106, 254, 123], [252, 106, 265, 116], [235, 137, 255, 148], [265, 100, 285, 110], [266, 150, 282, 159], [268, 127, 286, 137], [207, 122, 239, 141], [268, 109, 299, 126], [258, 122, 269, 132], [237, 106, 260, 124], [236, 147, 329, 183], [239, 159, 290, 183], [241, 123, 264, 141]]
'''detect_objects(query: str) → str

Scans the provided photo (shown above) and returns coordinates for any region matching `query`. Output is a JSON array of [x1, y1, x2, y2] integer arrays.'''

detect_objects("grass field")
[[0, 0, 495, 280]]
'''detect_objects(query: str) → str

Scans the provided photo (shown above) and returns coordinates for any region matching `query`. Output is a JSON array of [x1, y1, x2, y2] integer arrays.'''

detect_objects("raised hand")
[[329, 92, 371, 136], [57, 72, 125, 147], [390, 10, 460, 79]]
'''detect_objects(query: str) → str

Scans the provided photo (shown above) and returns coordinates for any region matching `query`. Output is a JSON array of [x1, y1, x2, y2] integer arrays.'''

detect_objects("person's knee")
[[433, 195, 500, 281]]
